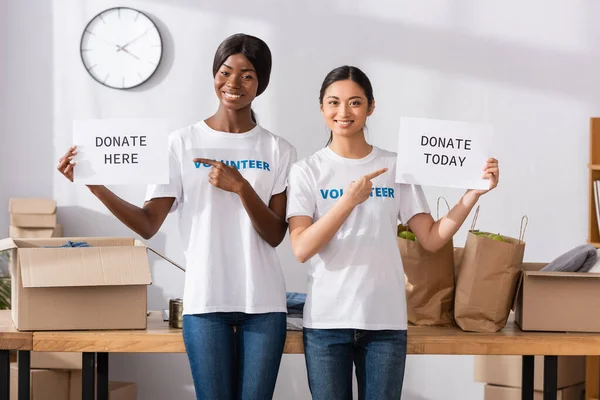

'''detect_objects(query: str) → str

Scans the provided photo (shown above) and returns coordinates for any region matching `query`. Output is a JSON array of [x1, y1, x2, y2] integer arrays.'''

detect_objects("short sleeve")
[[272, 146, 297, 196], [286, 163, 316, 222], [398, 184, 431, 224], [145, 138, 182, 213]]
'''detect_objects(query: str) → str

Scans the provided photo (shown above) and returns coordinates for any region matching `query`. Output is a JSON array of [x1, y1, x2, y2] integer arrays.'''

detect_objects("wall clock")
[[80, 7, 163, 90]]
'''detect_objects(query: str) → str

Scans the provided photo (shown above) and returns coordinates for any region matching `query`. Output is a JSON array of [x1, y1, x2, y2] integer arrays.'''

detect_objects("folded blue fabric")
[[286, 316, 303, 331], [286, 292, 306, 315], [541, 244, 598, 272], [42, 241, 91, 248]]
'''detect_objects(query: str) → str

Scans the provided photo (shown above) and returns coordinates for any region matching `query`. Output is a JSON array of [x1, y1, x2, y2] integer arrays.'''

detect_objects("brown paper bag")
[[453, 247, 464, 283], [454, 206, 528, 332], [400, 198, 455, 326]]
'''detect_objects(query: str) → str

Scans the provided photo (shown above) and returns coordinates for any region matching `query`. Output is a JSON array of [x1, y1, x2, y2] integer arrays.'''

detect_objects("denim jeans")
[[183, 312, 287, 400], [303, 328, 408, 400]]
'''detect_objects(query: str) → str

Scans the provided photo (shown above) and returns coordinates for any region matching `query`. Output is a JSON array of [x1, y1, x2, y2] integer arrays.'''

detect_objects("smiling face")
[[214, 54, 259, 111], [321, 79, 374, 140]]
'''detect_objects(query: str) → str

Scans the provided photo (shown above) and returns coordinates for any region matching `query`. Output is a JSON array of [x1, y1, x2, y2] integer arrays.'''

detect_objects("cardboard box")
[[31, 351, 81, 370], [69, 371, 137, 400], [0, 237, 178, 331], [474, 355, 585, 390], [10, 363, 70, 400], [515, 262, 600, 332], [484, 383, 584, 400], [9, 224, 63, 239], [9, 198, 57, 228]]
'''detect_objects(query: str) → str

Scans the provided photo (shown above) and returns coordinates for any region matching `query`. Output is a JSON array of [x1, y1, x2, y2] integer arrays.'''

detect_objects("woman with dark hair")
[[286, 65, 499, 399], [57, 33, 296, 399]]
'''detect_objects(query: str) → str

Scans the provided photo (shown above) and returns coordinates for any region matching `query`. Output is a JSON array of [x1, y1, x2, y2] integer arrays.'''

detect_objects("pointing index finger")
[[193, 158, 219, 167], [364, 168, 388, 181]]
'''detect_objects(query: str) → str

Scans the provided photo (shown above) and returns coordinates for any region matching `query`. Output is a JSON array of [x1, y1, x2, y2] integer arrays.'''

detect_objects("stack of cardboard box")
[[10, 352, 136, 399], [2, 234, 141, 399], [0, 202, 176, 399], [8, 198, 62, 238], [475, 355, 586, 399]]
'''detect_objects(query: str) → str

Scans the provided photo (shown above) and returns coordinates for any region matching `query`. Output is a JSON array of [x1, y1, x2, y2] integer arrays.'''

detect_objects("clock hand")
[[94, 35, 120, 50], [117, 26, 155, 51], [117, 46, 140, 60]]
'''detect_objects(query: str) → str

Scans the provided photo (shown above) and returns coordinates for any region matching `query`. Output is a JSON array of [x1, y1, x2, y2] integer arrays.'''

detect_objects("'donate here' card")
[[73, 118, 169, 185]]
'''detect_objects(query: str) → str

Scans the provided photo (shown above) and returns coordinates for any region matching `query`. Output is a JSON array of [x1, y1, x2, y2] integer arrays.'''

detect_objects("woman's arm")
[[88, 186, 174, 240], [193, 158, 288, 247], [407, 191, 480, 252], [57, 146, 174, 240], [237, 183, 289, 247], [288, 168, 388, 263], [288, 197, 356, 263], [408, 158, 499, 252]]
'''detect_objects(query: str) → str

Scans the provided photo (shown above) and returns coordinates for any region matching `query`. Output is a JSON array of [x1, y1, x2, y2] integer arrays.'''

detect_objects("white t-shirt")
[[146, 121, 296, 315], [286, 146, 430, 330]]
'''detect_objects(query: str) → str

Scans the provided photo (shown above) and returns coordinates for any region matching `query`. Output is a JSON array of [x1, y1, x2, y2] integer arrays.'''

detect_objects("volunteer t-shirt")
[[146, 121, 296, 315], [286, 146, 430, 330]]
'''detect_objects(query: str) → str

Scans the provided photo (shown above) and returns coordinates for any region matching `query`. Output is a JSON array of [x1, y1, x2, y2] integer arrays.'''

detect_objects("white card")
[[395, 117, 493, 190], [73, 118, 169, 185]]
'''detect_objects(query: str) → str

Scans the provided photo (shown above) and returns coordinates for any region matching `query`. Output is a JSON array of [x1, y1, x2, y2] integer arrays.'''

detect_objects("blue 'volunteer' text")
[[194, 159, 271, 171], [320, 187, 395, 199]]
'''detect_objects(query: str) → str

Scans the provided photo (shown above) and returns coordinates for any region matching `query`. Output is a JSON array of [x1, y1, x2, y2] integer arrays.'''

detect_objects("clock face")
[[80, 7, 163, 90]]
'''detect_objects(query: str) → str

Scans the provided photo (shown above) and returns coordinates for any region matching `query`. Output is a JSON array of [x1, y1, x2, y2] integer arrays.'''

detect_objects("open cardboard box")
[[515, 261, 600, 332], [0, 237, 180, 331]]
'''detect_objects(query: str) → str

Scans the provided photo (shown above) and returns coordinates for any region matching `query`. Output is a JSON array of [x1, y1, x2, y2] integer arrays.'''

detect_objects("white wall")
[[1, 0, 55, 232], [3, 0, 600, 399]]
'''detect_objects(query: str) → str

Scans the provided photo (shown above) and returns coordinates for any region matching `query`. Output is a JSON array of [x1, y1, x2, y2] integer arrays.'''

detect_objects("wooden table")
[[0, 311, 32, 400], [33, 312, 305, 353], [33, 312, 302, 400], [32, 313, 600, 400], [408, 319, 600, 356]]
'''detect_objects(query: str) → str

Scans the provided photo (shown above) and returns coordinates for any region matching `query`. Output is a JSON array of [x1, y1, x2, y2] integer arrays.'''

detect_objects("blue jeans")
[[183, 312, 287, 400], [303, 328, 408, 400]]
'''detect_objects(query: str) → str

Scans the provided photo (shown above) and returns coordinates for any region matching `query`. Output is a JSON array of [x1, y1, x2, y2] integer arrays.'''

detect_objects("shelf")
[[589, 118, 600, 247], [587, 119, 600, 399]]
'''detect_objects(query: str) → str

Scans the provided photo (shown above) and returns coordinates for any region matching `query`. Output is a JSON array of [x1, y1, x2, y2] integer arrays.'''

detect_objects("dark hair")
[[319, 65, 374, 146], [213, 33, 272, 123]]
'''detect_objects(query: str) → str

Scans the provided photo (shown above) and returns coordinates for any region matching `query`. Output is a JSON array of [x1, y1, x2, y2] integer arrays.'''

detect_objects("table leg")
[[82, 352, 95, 400], [0, 350, 9, 400], [521, 355, 534, 400], [97, 352, 109, 400], [543, 355, 558, 400], [18, 350, 30, 400]]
